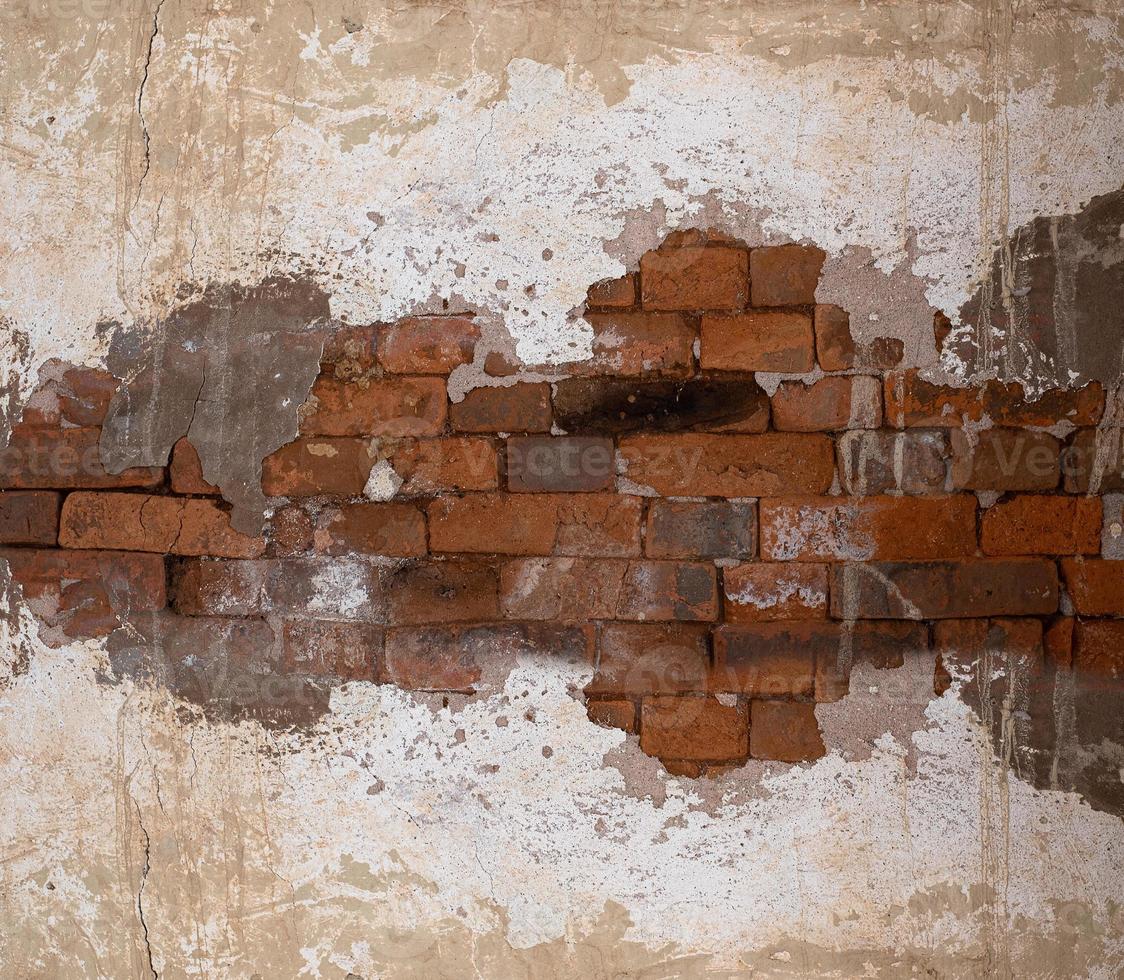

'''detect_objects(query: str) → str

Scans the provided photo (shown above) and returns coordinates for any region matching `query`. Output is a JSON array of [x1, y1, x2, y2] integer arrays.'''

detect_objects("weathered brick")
[[301, 375, 447, 438], [449, 383, 552, 433], [587, 623, 710, 696], [759, 495, 977, 561], [1073, 620, 1124, 678], [645, 499, 756, 559], [59, 492, 265, 558], [618, 433, 835, 497], [169, 438, 218, 494], [711, 623, 818, 697], [281, 620, 382, 681], [554, 312, 695, 377], [814, 304, 856, 371], [771, 376, 882, 431], [0, 428, 163, 490], [749, 244, 825, 306], [814, 621, 929, 702], [700, 312, 815, 373], [428, 493, 559, 555], [617, 561, 719, 621], [376, 316, 479, 374], [640, 246, 749, 311], [553, 494, 643, 557], [985, 380, 1105, 428], [640, 696, 749, 761], [1043, 616, 1074, 669], [830, 559, 1058, 619], [387, 437, 499, 494], [0, 491, 59, 545], [981, 495, 1102, 556], [385, 560, 499, 625], [316, 502, 427, 557], [262, 438, 374, 497], [883, 372, 979, 428], [1103, 494, 1124, 558], [266, 505, 314, 557], [723, 562, 828, 622], [586, 273, 637, 309], [495, 558, 626, 620], [59, 367, 117, 426], [173, 558, 269, 616], [749, 700, 825, 762], [933, 618, 1045, 704], [586, 698, 637, 732], [836, 429, 950, 495], [507, 435, 614, 492], [320, 325, 379, 379], [1063, 428, 1124, 493], [950, 428, 1060, 491], [1061, 559, 1124, 616], [553, 378, 769, 435]]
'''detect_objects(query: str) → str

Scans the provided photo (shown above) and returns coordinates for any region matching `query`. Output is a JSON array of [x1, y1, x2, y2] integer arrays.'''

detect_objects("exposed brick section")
[[59, 492, 264, 558], [645, 500, 756, 559], [553, 494, 643, 557], [282, 620, 382, 681], [1061, 559, 1124, 616], [814, 621, 929, 702], [981, 496, 1102, 556], [814, 304, 855, 371], [950, 428, 1060, 491], [830, 560, 1058, 620], [449, 383, 552, 433], [507, 436, 614, 492], [640, 246, 749, 311], [750, 244, 825, 306], [771, 376, 882, 431], [388, 437, 499, 494], [58, 367, 117, 426], [586, 274, 637, 309], [559, 312, 695, 377], [377, 316, 480, 374], [386, 560, 499, 625], [640, 696, 749, 761], [712, 623, 818, 697], [428, 493, 559, 555], [759, 495, 977, 561], [0, 428, 163, 489], [619, 433, 835, 497], [616, 561, 719, 621], [1073, 620, 1124, 678], [700, 312, 815, 373], [0, 491, 60, 545], [587, 623, 710, 696], [301, 376, 447, 437], [267, 505, 314, 556], [587, 699, 637, 732], [1063, 429, 1124, 493], [316, 502, 427, 557], [723, 562, 828, 622], [262, 438, 374, 496], [169, 438, 218, 495], [749, 701, 825, 762], [836, 430, 950, 495]]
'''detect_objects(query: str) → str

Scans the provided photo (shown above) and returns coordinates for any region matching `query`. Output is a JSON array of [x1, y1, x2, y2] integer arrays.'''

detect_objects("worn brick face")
[[586, 274, 637, 309], [0, 491, 60, 545], [506, 436, 615, 492], [700, 312, 815, 373], [639, 246, 749, 311], [981, 496, 1102, 555], [170, 438, 218, 495], [450, 383, 552, 433], [645, 499, 757, 559], [0, 428, 163, 489], [950, 428, 1060, 491], [813, 304, 856, 371], [385, 560, 499, 625], [1061, 559, 1124, 616], [711, 623, 819, 697], [376, 316, 480, 374], [282, 620, 382, 681], [771, 376, 882, 431], [640, 696, 749, 761], [388, 437, 499, 494], [559, 312, 695, 377], [301, 375, 447, 437], [316, 502, 427, 557], [587, 623, 710, 696], [723, 562, 829, 622], [749, 700, 825, 762], [836, 430, 950, 495], [262, 438, 374, 496], [749, 244, 825, 306]]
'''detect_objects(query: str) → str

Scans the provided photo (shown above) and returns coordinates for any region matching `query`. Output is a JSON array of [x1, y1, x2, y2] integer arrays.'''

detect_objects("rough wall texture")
[[2, 1, 1124, 976]]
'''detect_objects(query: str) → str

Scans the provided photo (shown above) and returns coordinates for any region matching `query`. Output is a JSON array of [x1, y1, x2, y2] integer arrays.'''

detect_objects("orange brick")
[[723, 563, 828, 622], [385, 560, 499, 625], [169, 438, 218, 494], [639, 246, 749, 311], [749, 700, 825, 762], [749, 244, 825, 306], [640, 695, 749, 761], [300, 375, 447, 437], [700, 312, 814, 373], [376, 316, 479, 374], [316, 502, 427, 557], [950, 428, 1060, 491], [427, 493, 560, 555], [0, 491, 59, 545], [262, 438, 374, 496], [814, 304, 855, 371], [1061, 559, 1124, 616], [587, 623, 710, 696], [771, 376, 882, 431], [586, 698, 637, 732], [586, 274, 637, 309], [981, 496, 1102, 556], [449, 383, 552, 433], [555, 312, 695, 377], [0, 428, 163, 490], [387, 437, 499, 494], [711, 623, 819, 697]]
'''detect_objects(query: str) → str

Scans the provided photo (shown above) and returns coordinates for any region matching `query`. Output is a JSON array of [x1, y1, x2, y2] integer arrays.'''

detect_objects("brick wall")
[[2, 232, 1122, 774]]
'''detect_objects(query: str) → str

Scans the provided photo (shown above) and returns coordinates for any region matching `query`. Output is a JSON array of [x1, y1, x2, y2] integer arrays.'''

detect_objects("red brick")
[[587, 623, 710, 696], [428, 493, 559, 555], [1073, 620, 1124, 678], [1043, 616, 1074, 669], [266, 505, 314, 556], [771, 376, 882, 431], [1061, 559, 1124, 616], [884, 372, 979, 428], [300, 375, 447, 437], [814, 304, 855, 371], [645, 499, 756, 559], [749, 700, 825, 762], [0, 491, 59, 545], [933, 618, 1045, 700], [640, 696, 749, 761], [376, 316, 479, 374], [316, 502, 427, 557], [813, 621, 929, 701], [1063, 429, 1124, 493], [483, 351, 522, 378], [700, 312, 814, 373], [836, 430, 950, 495], [506, 436, 614, 492], [281, 620, 382, 681], [711, 623, 819, 697], [616, 561, 718, 621], [0, 428, 163, 489], [169, 438, 218, 495], [981, 496, 1102, 556], [386, 437, 499, 495], [759, 495, 978, 561], [950, 428, 1060, 491], [830, 559, 1058, 619], [985, 380, 1104, 428], [556, 312, 695, 377], [723, 563, 828, 622], [553, 494, 642, 557], [385, 560, 499, 625], [59, 367, 117, 426], [261, 438, 374, 497], [586, 698, 637, 732], [59, 492, 264, 558], [640, 246, 749, 311], [450, 383, 552, 433], [501, 558, 625, 620], [749, 244, 825, 306], [586, 274, 637, 309], [618, 433, 835, 497], [320, 325, 379, 379], [173, 559, 269, 616]]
